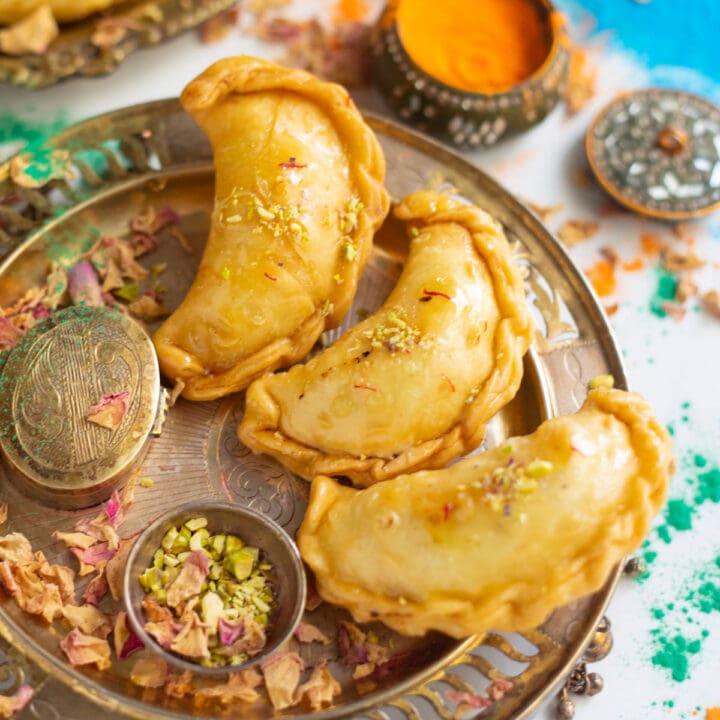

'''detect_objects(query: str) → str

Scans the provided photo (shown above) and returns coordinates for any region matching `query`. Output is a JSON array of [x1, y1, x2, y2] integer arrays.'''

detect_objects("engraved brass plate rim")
[[0, 100, 627, 720], [0, 0, 237, 90]]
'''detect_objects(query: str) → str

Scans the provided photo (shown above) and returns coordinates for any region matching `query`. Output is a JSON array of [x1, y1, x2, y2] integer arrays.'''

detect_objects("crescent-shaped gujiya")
[[239, 191, 532, 485], [297, 388, 673, 638], [153, 56, 389, 401]]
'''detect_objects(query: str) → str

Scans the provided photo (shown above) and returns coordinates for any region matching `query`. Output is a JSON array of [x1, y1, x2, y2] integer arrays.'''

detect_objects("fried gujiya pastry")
[[239, 190, 532, 486], [152, 57, 389, 401], [0, 0, 125, 24], [298, 388, 673, 638]]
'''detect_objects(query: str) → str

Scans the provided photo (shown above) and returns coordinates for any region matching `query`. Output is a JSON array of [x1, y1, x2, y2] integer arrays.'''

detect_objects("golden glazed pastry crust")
[[239, 190, 532, 486], [298, 388, 673, 638], [0, 0, 125, 24], [153, 56, 389, 401]]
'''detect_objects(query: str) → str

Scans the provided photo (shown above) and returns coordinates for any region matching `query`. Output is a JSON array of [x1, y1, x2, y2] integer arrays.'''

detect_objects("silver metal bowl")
[[122, 501, 307, 676]]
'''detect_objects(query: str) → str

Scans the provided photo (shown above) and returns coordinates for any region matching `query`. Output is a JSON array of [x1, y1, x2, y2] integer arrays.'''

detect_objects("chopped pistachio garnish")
[[589, 374, 615, 389], [139, 517, 276, 667], [362, 306, 421, 353], [472, 458, 553, 515]]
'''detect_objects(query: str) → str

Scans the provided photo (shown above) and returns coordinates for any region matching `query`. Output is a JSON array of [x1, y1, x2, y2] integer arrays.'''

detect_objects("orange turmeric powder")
[[396, 0, 552, 93]]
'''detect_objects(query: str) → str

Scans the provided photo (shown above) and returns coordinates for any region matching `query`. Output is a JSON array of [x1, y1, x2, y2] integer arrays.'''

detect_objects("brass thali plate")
[[0, 0, 236, 89], [0, 101, 626, 719]]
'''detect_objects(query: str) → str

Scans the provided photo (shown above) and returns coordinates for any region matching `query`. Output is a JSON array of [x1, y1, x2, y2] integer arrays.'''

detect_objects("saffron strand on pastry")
[[239, 190, 532, 486], [153, 56, 389, 401], [297, 387, 673, 638]]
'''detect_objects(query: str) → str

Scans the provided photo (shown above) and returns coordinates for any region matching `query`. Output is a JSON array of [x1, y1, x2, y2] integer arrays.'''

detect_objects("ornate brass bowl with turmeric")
[[371, 0, 570, 148]]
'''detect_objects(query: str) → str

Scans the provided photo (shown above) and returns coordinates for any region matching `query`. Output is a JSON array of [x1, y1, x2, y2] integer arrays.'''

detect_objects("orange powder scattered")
[[622, 258, 644, 272], [585, 259, 617, 297], [706, 708, 720, 720], [332, 0, 369, 23], [640, 232, 663, 256], [396, 0, 552, 93]]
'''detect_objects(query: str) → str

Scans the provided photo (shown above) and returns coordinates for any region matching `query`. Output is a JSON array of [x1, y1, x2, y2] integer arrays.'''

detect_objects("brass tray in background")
[[0, 103, 626, 720], [0, 0, 236, 89]]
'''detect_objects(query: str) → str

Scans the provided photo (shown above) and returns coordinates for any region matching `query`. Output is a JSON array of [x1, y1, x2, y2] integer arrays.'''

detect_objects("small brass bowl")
[[371, 0, 570, 148], [123, 502, 307, 676]]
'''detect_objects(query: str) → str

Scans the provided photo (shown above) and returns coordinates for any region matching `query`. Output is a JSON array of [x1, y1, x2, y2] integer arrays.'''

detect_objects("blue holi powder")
[[556, 1, 719, 87]]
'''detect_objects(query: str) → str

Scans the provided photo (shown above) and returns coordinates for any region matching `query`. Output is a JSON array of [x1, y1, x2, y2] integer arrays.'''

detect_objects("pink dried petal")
[[130, 656, 169, 688], [216, 618, 265, 658], [487, 678, 513, 701], [71, 542, 115, 575], [114, 611, 144, 660], [0, 533, 33, 564], [262, 652, 304, 711], [60, 628, 111, 671], [128, 293, 169, 320], [0, 562, 18, 595], [295, 660, 341, 711], [0, 684, 34, 719], [294, 621, 331, 644], [52, 530, 98, 550], [164, 670, 193, 699], [61, 605, 112, 637], [68, 261, 104, 307], [169, 613, 210, 660], [83, 571, 108, 606], [218, 617, 244, 646], [85, 391, 129, 431], [153, 206, 181, 230], [337, 622, 368, 667], [104, 490, 122, 525], [105, 535, 136, 601], [130, 233, 160, 256], [0, 317, 22, 351], [447, 690, 492, 710]]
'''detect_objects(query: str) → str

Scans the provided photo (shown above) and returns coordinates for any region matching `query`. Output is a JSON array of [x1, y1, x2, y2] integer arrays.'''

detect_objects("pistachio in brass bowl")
[[123, 502, 306, 676], [371, 0, 570, 148]]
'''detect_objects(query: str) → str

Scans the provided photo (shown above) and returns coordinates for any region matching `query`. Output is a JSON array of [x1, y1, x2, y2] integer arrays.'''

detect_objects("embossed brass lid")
[[586, 88, 720, 220], [0, 306, 166, 509]]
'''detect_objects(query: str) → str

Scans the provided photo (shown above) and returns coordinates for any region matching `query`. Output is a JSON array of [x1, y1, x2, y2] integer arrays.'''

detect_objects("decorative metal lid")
[[586, 88, 720, 220], [0, 306, 166, 509]]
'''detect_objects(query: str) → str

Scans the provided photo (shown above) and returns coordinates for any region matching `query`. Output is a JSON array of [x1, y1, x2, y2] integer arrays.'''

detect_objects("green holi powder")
[[0, 110, 69, 159], [694, 454, 708, 468], [667, 423, 675, 437], [665, 499, 694, 531], [657, 524, 672, 544], [650, 267, 678, 318], [696, 468, 720, 505], [650, 633, 703, 682]]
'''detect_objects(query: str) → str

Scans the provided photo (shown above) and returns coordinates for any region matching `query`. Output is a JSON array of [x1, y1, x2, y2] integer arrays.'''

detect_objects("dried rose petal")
[[557, 219, 600, 245], [130, 656, 169, 688], [166, 550, 210, 609], [0, 505, 7, 527], [60, 628, 111, 671], [0, 684, 33, 719], [0, 534, 33, 564], [702, 290, 720, 319], [296, 660, 341, 711], [526, 201, 565, 223], [194, 670, 261, 706], [128, 293, 170, 320], [294, 621, 331, 644], [262, 652, 304, 711], [337, 621, 369, 666], [85, 391, 129, 431], [218, 616, 244, 646], [169, 612, 210, 660], [0, 317, 22, 351], [216, 618, 266, 658], [0, 6, 58, 55], [164, 670, 193, 698], [68, 261, 104, 307], [62, 605, 112, 637], [487, 678, 513, 701], [71, 542, 115, 576], [83, 571, 108, 606], [105, 535, 136, 601], [37, 560, 76, 605], [113, 612, 144, 660], [565, 46, 597, 116], [53, 531, 98, 550]]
